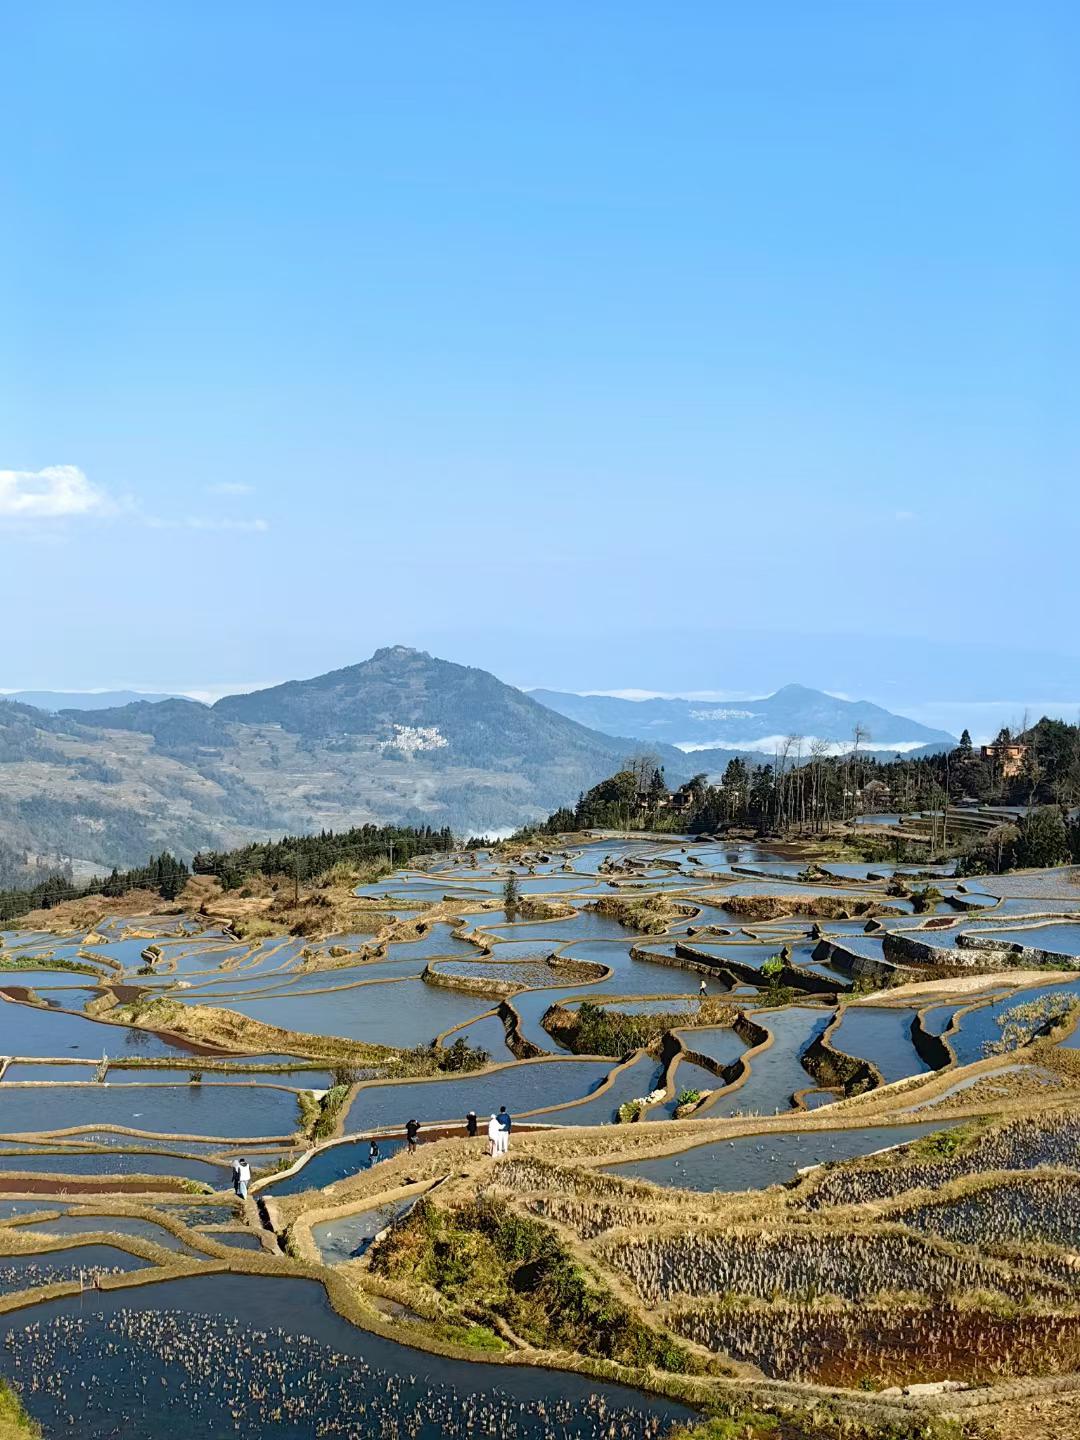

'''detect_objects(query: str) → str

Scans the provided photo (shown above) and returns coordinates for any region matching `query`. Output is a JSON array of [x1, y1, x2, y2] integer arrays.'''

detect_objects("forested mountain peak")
[[209, 648, 622, 758]]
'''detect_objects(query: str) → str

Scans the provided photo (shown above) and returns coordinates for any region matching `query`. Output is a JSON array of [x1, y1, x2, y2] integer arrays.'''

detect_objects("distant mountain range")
[[0, 651, 956, 872], [3, 689, 180, 712], [0, 649, 693, 869], [529, 683, 956, 756]]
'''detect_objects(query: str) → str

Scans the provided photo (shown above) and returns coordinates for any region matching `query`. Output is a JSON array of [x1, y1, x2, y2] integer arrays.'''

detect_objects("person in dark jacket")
[[405, 1118, 420, 1154], [496, 1106, 512, 1152], [465, 1111, 478, 1138]]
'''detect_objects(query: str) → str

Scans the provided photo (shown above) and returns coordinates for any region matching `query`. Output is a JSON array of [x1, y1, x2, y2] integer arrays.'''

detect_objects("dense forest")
[[527, 718, 1080, 873], [0, 852, 190, 923], [192, 822, 455, 890], [0, 823, 454, 922]]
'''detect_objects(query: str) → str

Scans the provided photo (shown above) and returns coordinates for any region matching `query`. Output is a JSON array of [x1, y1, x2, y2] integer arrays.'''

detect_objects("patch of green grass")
[[0, 955, 102, 977], [372, 1197, 700, 1374], [311, 1084, 349, 1141], [904, 1118, 992, 1161], [0, 1377, 41, 1438], [668, 1406, 972, 1440], [436, 1321, 507, 1352]]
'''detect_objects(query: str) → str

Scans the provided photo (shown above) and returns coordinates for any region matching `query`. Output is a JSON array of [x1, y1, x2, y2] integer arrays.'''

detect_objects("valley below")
[[0, 830, 1078, 1437]]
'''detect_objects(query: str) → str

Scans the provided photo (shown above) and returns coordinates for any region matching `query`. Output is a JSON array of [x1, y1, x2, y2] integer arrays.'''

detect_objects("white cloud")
[[0, 465, 112, 519], [894, 509, 916, 522], [0, 465, 267, 535], [205, 481, 256, 496], [677, 735, 932, 755], [572, 687, 759, 702]]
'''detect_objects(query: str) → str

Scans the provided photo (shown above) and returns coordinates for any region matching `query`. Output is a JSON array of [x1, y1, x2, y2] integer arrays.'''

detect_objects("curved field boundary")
[[802, 1008, 883, 1096], [691, 1011, 777, 1115], [675, 941, 848, 996], [344, 1051, 629, 1132]]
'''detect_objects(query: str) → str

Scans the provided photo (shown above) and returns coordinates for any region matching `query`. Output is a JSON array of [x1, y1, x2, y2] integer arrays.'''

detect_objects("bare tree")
[[809, 738, 831, 831], [847, 724, 870, 821]]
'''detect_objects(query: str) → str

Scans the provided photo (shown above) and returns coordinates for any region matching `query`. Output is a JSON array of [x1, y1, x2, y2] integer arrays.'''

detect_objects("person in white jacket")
[[486, 1113, 501, 1157]]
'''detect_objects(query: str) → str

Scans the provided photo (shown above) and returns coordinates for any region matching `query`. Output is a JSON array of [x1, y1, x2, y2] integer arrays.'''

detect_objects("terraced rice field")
[[0, 835, 1078, 1432]]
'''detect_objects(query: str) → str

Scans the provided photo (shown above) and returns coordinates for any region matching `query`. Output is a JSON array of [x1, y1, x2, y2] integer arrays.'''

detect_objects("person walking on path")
[[496, 1106, 512, 1154], [486, 1113, 501, 1157], [405, 1118, 420, 1155], [466, 1111, 478, 1138], [234, 1158, 251, 1200], [699, 978, 708, 1000], [368, 1138, 381, 1165]]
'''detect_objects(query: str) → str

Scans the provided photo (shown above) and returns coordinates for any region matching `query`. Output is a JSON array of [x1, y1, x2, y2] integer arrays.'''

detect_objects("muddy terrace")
[[0, 834, 1079, 1436]]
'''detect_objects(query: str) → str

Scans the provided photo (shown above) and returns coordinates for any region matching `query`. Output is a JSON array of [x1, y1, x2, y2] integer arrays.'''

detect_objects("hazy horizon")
[[4, 646, 1077, 744]]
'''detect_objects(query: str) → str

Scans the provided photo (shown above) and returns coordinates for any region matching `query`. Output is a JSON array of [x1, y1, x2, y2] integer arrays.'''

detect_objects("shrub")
[[372, 1197, 698, 1373]]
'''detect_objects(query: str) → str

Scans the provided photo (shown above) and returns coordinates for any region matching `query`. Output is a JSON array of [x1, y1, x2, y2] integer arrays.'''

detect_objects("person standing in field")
[[486, 1113, 500, 1157], [497, 1106, 512, 1153], [234, 1158, 251, 1200], [466, 1111, 478, 1138], [405, 1117, 420, 1154]]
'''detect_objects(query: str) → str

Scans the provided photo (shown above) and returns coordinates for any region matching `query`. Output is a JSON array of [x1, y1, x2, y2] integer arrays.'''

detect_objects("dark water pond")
[[346, 1060, 614, 1132], [482, 912, 631, 943], [381, 924, 478, 962], [702, 1007, 830, 1118], [646, 1061, 719, 1121], [260, 958, 432, 989], [544, 1054, 663, 1128], [0, 970, 103, 992], [15, 1213, 202, 1254], [312, 1198, 416, 1263], [211, 982, 489, 1048], [2, 1063, 99, 1083], [0, 1272, 692, 1438], [676, 1027, 745, 1068], [0, 1084, 299, 1138], [440, 1013, 509, 1058], [0, 1243, 153, 1293], [98, 1067, 331, 1088], [0, 1152, 226, 1182], [950, 979, 1080, 1066], [199, 1229, 265, 1251], [260, 1137, 405, 1196], [0, 998, 204, 1060], [0, 1201, 62, 1219], [800, 1089, 841, 1110], [919, 1003, 964, 1037], [604, 1120, 959, 1192], [963, 923, 1080, 956], [511, 953, 705, 1053], [831, 1006, 932, 1084]]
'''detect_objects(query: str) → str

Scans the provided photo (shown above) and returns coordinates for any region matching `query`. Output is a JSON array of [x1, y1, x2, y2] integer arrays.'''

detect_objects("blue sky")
[[3, 3, 1077, 737]]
